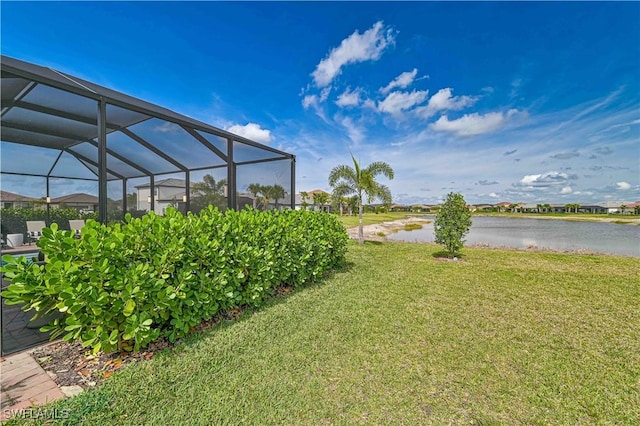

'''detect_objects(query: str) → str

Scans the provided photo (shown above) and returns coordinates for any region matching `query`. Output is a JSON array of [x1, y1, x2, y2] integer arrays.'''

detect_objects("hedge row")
[[1, 208, 148, 236], [1, 207, 348, 353], [0, 208, 98, 235]]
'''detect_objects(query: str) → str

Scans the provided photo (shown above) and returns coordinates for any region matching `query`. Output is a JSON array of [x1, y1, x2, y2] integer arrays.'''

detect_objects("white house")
[[136, 178, 190, 214]]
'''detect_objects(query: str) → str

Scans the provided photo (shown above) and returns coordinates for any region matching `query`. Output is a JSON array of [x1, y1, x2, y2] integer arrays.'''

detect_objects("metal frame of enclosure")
[[1, 55, 295, 222]]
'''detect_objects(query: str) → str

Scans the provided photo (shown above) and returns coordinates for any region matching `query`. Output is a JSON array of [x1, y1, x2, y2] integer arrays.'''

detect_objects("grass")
[[403, 222, 423, 231], [478, 211, 640, 225], [9, 242, 640, 425]]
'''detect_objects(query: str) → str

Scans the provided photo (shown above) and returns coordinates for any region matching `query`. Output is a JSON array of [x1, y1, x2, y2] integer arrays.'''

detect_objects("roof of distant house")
[[50, 193, 98, 203], [306, 189, 331, 195], [0, 190, 36, 202]]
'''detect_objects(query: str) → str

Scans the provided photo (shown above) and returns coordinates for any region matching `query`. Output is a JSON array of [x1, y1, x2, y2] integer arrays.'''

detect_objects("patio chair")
[[69, 219, 85, 237], [26, 220, 46, 244]]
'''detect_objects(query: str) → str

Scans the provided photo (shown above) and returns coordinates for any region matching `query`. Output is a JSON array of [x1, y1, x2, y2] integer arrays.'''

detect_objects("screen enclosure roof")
[[1, 55, 294, 182]]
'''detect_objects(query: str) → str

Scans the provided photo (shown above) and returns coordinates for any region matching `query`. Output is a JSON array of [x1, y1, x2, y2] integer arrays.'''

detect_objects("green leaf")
[[123, 299, 136, 317]]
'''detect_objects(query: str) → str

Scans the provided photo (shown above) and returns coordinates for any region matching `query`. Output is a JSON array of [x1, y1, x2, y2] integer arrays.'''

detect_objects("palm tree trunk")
[[358, 200, 364, 245]]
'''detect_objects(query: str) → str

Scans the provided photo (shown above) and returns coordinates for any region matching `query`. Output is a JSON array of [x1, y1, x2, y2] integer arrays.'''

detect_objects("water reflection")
[[387, 216, 640, 257]]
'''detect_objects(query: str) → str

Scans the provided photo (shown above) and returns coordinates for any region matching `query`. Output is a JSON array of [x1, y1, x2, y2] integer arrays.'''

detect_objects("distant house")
[[628, 201, 640, 214], [49, 193, 98, 212], [600, 201, 637, 214], [0, 190, 36, 209], [390, 204, 410, 212], [411, 204, 433, 213], [580, 204, 608, 214], [295, 189, 332, 212], [136, 179, 191, 214], [494, 201, 512, 212]]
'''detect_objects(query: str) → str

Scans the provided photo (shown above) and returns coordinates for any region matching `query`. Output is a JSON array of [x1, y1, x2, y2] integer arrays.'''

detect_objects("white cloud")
[[416, 88, 477, 119], [489, 192, 499, 198], [430, 110, 517, 136], [617, 181, 631, 190], [226, 123, 273, 144], [518, 171, 571, 188], [378, 90, 429, 116], [302, 87, 332, 115], [362, 99, 377, 110], [339, 116, 365, 145], [560, 186, 573, 194], [312, 21, 395, 87], [380, 68, 418, 95], [335, 87, 362, 107], [319, 86, 331, 102], [302, 94, 319, 109]]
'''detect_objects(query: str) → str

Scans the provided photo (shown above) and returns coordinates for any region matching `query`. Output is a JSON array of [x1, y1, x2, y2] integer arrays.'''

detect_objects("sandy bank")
[[346, 216, 430, 241]]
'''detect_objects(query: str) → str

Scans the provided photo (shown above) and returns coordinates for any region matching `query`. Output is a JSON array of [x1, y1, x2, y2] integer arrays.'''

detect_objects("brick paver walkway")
[[1, 350, 65, 420]]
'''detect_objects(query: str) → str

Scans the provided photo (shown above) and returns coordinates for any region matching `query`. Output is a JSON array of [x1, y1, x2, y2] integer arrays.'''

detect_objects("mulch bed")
[[29, 284, 296, 390]]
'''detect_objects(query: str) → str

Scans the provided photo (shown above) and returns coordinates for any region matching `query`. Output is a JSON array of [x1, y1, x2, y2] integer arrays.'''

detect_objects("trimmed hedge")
[[0, 208, 98, 235], [1, 207, 348, 353]]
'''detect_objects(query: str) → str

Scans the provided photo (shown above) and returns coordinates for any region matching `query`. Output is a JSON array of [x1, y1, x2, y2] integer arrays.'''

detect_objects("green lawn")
[[11, 242, 640, 425]]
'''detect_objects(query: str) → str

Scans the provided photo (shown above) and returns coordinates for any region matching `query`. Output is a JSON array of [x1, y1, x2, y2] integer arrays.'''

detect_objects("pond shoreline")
[[348, 213, 639, 242], [472, 213, 640, 225], [348, 215, 640, 257]]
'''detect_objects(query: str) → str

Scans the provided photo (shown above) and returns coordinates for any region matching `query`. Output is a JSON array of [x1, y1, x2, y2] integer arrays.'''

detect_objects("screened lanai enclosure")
[[0, 55, 295, 223], [0, 55, 295, 355]]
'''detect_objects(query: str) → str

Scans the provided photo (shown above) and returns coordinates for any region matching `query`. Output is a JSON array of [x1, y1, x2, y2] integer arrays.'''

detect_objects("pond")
[[387, 216, 640, 257]]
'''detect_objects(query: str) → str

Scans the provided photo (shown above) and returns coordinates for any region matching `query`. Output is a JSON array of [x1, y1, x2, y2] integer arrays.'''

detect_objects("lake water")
[[387, 216, 640, 257]]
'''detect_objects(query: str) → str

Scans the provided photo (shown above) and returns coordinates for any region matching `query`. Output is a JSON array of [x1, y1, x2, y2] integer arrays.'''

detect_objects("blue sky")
[[2, 2, 639, 205]]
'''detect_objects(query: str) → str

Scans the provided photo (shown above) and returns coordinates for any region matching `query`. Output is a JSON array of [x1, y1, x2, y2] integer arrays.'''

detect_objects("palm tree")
[[300, 191, 309, 211], [338, 196, 349, 216], [260, 185, 275, 211], [247, 183, 262, 209], [271, 184, 286, 210], [347, 196, 358, 216], [329, 153, 394, 244], [191, 174, 227, 213], [620, 204, 627, 215], [312, 192, 329, 212]]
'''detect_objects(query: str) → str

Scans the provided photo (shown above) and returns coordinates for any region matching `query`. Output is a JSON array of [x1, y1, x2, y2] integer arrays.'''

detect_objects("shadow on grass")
[[431, 249, 466, 260]]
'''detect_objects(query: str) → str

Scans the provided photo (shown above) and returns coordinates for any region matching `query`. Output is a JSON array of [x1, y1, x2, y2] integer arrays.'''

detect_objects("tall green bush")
[[1, 208, 348, 353]]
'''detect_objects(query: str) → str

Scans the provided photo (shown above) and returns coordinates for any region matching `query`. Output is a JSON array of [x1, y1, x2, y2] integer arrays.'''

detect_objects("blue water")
[[1, 251, 40, 266], [387, 216, 640, 257]]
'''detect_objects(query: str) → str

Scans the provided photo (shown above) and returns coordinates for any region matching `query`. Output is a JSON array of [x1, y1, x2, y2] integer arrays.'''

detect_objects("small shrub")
[[434, 192, 472, 257], [1, 208, 348, 353]]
